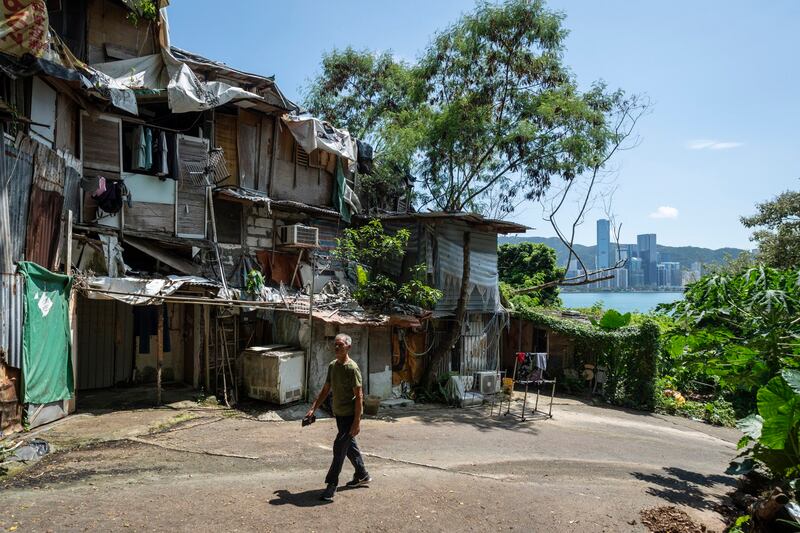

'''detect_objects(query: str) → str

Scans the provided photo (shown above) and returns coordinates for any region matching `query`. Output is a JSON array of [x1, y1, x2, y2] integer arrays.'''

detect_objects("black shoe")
[[345, 473, 372, 487], [319, 483, 337, 501]]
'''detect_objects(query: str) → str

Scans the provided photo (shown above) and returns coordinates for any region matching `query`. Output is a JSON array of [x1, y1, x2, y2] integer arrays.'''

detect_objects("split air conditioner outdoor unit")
[[279, 224, 319, 247], [474, 371, 500, 395]]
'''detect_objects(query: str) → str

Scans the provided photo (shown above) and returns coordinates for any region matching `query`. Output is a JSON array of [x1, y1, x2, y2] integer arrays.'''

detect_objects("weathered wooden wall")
[[86, 0, 157, 63]]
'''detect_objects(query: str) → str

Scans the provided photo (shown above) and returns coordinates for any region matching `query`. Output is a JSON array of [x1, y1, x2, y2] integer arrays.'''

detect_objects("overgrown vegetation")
[[498, 242, 563, 307], [660, 266, 800, 530], [125, 0, 158, 26], [333, 219, 442, 310], [512, 306, 659, 410], [663, 267, 800, 407]]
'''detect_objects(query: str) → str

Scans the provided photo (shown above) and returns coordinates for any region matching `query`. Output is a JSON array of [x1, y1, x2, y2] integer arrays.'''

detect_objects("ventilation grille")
[[295, 145, 310, 167]]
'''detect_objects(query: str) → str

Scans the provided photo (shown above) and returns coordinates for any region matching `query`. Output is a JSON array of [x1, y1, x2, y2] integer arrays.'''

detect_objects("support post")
[[156, 305, 164, 406], [65, 210, 77, 414], [304, 252, 315, 401], [204, 305, 210, 392], [193, 304, 201, 389]]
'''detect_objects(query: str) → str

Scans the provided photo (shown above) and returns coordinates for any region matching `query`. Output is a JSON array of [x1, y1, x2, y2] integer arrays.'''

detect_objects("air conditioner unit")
[[474, 371, 500, 395], [279, 224, 319, 247]]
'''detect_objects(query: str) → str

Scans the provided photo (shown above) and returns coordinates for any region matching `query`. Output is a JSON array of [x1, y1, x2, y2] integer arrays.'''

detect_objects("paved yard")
[[0, 396, 740, 532]]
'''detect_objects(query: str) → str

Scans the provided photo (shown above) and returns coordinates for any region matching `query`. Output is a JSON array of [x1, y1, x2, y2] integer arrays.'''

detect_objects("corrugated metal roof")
[[376, 212, 529, 235], [0, 272, 24, 368]]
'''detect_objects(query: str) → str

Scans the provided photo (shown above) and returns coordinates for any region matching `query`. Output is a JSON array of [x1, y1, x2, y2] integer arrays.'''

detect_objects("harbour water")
[[559, 291, 683, 314]]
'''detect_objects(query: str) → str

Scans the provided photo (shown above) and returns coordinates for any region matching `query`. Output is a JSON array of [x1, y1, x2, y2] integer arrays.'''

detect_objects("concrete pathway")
[[0, 396, 740, 532]]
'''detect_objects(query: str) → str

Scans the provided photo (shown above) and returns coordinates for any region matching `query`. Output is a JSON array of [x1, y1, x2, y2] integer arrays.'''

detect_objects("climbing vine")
[[514, 306, 659, 410]]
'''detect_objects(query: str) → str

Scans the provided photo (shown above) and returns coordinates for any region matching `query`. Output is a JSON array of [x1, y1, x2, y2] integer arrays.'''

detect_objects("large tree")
[[304, 0, 644, 385], [498, 242, 563, 306], [741, 190, 800, 269]]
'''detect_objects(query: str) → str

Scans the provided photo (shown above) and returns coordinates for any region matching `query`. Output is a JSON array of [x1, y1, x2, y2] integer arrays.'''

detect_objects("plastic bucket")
[[364, 395, 381, 416]]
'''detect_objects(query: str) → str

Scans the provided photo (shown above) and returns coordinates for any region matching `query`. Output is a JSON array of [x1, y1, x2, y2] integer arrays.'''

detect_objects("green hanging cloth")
[[17, 262, 74, 404], [333, 156, 351, 223]]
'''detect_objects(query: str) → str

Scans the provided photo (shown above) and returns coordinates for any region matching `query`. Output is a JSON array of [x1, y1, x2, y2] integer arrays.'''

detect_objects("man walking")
[[306, 333, 371, 501]]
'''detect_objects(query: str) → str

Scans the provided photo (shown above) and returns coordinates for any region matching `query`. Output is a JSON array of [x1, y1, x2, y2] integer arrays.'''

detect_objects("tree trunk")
[[424, 231, 471, 389]]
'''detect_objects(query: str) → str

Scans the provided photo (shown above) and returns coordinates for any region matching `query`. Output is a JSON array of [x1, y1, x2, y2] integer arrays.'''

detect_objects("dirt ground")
[[0, 394, 740, 532]]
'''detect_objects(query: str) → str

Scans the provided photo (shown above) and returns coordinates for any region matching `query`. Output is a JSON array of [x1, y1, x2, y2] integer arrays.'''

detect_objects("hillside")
[[499, 236, 746, 269]]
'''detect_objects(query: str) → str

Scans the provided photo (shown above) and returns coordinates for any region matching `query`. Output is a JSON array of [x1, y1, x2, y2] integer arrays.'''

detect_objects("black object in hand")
[[302, 414, 316, 427]]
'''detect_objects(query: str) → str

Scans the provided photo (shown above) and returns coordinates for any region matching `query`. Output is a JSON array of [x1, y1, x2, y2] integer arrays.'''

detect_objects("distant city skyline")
[[582, 219, 703, 289]]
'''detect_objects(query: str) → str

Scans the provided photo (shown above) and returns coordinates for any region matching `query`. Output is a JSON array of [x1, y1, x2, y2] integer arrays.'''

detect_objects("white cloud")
[[649, 206, 679, 219], [687, 139, 743, 150]]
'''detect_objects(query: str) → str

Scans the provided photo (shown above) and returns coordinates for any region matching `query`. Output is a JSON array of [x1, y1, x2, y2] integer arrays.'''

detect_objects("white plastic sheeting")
[[281, 114, 357, 164], [92, 49, 264, 114]]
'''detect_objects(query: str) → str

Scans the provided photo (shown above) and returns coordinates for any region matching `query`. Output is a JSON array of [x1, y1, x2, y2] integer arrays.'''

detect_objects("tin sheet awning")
[[310, 310, 428, 329], [85, 275, 220, 305]]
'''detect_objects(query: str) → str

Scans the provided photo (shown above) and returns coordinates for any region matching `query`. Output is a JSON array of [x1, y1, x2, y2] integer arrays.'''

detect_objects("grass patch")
[[148, 412, 197, 434]]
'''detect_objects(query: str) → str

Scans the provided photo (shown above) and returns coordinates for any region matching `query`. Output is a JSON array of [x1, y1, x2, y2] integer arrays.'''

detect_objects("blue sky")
[[167, 1, 799, 249]]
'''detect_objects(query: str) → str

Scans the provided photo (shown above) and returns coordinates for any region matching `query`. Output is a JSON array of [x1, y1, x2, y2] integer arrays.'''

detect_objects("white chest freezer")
[[241, 345, 305, 404]]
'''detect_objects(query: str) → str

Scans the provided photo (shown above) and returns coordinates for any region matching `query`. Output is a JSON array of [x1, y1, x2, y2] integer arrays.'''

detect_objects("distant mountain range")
[[499, 236, 747, 269]]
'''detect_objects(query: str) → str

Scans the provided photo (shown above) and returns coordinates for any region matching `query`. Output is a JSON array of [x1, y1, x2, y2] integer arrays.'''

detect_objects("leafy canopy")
[[741, 190, 800, 269], [498, 242, 563, 306], [304, 0, 641, 217]]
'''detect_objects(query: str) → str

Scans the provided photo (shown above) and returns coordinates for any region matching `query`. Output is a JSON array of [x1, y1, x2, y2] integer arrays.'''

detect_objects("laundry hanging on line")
[[516, 352, 548, 370], [133, 304, 171, 354], [128, 125, 173, 178]]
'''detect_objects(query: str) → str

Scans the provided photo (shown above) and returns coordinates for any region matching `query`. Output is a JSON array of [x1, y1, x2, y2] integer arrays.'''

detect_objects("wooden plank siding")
[[81, 114, 121, 174], [214, 112, 238, 186], [124, 201, 175, 233], [86, 0, 157, 64]]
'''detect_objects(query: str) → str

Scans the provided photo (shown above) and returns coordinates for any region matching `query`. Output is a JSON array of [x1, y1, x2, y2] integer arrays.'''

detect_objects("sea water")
[[559, 291, 683, 314]]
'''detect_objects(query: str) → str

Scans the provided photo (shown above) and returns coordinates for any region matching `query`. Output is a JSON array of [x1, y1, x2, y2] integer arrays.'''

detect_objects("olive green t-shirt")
[[325, 358, 362, 417]]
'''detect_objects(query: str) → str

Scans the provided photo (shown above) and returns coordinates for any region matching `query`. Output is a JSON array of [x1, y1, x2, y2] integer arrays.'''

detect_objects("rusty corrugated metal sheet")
[[26, 186, 64, 268], [0, 134, 36, 272], [0, 273, 24, 369], [26, 141, 66, 268]]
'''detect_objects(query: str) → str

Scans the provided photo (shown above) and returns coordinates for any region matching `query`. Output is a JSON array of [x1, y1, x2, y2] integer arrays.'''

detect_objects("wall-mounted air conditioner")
[[474, 371, 500, 395], [279, 224, 319, 247]]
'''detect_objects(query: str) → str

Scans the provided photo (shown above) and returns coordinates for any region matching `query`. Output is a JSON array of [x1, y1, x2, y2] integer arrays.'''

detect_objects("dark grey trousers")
[[325, 415, 368, 485]]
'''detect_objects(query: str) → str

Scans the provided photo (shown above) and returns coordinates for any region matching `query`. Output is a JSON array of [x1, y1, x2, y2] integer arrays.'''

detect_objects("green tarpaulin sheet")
[[18, 262, 74, 404], [333, 157, 351, 223]]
